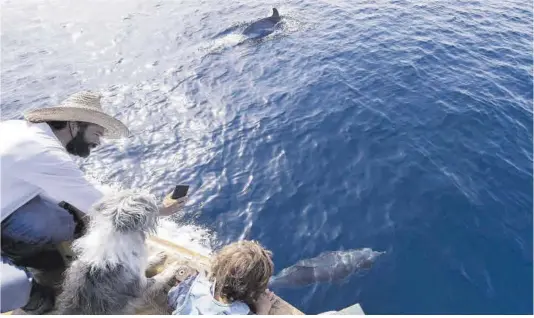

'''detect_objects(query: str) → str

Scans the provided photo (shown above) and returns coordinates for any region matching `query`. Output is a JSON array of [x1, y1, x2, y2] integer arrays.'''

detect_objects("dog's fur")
[[56, 190, 178, 314]]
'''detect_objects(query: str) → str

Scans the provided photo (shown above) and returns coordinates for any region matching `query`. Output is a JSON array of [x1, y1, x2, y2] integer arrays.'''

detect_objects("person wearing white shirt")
[[0, 91, 185, 313]]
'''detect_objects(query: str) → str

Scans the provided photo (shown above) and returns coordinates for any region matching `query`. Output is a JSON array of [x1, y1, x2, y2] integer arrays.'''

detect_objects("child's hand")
[[254, 289, 276, 315]]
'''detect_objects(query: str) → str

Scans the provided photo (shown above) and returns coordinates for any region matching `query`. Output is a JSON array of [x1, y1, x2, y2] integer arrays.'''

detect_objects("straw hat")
[[24, 91, 130, 139]]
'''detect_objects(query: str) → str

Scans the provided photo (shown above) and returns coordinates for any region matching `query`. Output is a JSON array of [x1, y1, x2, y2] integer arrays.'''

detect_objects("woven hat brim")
[[24, 107, 130, 139]]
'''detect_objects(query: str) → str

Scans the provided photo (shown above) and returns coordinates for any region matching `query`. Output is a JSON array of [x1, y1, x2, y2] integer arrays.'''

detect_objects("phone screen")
[[171, 185, 189, 199]]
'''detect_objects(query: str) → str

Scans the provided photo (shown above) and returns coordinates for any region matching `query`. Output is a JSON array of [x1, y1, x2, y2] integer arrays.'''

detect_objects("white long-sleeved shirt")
[[0, 120, 109, 221]]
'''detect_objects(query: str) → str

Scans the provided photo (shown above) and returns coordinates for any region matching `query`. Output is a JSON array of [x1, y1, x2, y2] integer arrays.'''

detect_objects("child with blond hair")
[[168, 240, 276, 315]]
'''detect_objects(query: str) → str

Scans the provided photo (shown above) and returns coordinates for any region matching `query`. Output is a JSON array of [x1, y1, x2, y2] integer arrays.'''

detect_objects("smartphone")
[[171, 185, 189, 200]]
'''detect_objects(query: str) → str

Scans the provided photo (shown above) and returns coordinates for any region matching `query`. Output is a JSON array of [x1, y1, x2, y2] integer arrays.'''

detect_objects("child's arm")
[[252, 289, 276, 315]]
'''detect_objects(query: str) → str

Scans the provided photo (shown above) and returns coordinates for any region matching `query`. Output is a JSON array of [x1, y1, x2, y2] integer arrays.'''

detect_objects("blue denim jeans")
[[1, 196, 75, 313], [1, 196, 76, 245], [1, 195, 77, 271]]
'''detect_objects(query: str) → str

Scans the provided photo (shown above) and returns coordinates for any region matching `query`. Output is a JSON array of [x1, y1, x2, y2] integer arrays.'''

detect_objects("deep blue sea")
[[1, 0, 533, 314]]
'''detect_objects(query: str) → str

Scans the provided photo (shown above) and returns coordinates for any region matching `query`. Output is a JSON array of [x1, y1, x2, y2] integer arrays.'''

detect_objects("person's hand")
[[254, 289, 276, 315], [160, 192, 187, 217]]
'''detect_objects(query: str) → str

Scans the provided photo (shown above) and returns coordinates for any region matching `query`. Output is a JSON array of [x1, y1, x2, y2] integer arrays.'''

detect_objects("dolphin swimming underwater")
[[268, 248, 385, 289], [242, 8, 282, 38]]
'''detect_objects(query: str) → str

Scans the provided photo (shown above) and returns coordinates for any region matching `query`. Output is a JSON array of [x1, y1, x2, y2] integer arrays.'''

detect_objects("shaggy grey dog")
[[56, 190, 179, 314]]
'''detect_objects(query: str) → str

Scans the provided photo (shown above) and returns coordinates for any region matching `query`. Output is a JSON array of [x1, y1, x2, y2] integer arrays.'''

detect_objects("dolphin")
[[268, 248, 385, 289], [242, 8, 282, 38]]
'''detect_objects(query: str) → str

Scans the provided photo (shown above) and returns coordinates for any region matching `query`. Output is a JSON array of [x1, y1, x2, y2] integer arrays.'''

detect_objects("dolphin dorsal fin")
[[271, 8, 280, 18]]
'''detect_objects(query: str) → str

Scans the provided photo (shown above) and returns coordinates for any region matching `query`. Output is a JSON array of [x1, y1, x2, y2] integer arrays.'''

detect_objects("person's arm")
[[17, 146, 186, 217], [17, 147, 105, 215], [253, 290, 276, 315]]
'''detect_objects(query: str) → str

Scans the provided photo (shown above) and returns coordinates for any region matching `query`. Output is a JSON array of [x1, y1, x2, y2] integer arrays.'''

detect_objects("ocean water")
[[1, 0, 532, 314]]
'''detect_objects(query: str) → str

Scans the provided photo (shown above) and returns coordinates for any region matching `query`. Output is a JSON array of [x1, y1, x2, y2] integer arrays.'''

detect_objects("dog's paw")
[[159, 261, 180, 277], [146, 252, 169, 277], [155, 262, 180, 284], [147, 251, 167, 267]]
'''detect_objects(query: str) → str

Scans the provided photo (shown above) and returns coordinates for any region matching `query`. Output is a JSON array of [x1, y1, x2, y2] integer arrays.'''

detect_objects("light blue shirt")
[[168, 274, 250, 315]]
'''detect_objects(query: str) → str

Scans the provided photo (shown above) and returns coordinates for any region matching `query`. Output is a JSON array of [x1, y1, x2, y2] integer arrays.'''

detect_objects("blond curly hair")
[[211, 240, 274, 305]]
